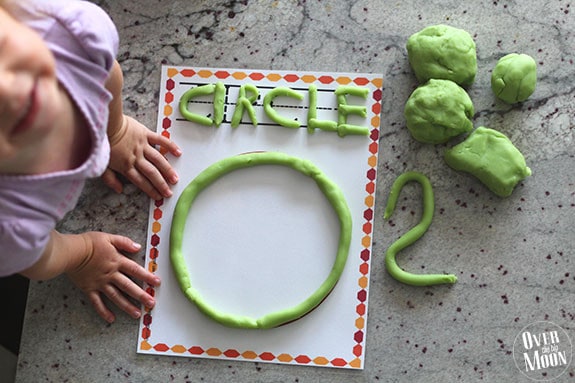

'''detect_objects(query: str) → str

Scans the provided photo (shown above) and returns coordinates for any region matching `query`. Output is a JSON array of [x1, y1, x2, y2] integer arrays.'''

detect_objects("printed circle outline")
[[170, 152, 352, 329]]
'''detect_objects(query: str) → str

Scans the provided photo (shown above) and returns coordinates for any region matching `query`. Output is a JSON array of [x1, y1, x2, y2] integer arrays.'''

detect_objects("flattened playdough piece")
[[407, 24, 477, 87], [491, 53, 537, 104], [170, 152, 352, 329], [444, 127, 532, 197], [404, 79, 474, 144]]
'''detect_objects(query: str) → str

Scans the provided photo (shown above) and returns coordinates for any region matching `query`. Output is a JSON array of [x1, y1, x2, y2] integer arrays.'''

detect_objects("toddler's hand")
[[103, 115, 181, 200], [66, 231, 160, 323]]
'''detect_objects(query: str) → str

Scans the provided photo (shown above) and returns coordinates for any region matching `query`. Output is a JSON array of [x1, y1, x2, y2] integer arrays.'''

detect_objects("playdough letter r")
[[231, 84, 259, 128]]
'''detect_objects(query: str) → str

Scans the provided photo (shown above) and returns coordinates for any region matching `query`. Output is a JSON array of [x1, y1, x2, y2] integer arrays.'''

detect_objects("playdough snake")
[[170, 152, 352, 328], [384, 172, 457, 286]]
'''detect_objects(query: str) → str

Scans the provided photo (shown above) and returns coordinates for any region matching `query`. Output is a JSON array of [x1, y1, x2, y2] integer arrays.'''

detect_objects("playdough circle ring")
[[170, 151, 352, 329]]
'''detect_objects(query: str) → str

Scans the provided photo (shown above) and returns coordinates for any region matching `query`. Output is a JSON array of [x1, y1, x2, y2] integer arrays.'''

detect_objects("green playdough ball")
[[404, 79, 474, 144], [491, 53, 537, 104], [444, 127, 532, 197], [407, 24, 477, 87]]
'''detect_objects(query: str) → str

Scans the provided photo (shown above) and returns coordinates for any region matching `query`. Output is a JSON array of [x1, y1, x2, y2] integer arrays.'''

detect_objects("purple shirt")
[[0, 0, 119, 275]]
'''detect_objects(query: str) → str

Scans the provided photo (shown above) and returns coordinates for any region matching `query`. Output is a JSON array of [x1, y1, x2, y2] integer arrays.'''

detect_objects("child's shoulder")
[[21, 0, 119, 69], [53, 1, 118, 48]]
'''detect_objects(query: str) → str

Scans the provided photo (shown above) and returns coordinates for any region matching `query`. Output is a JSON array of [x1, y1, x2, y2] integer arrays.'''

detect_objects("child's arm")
[[102, 61, 182, 200], [20, 230, 160, 323]]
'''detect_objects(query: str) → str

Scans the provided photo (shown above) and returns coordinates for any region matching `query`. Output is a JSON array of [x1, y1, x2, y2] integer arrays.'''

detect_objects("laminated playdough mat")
[[137, 66, 383, 369]]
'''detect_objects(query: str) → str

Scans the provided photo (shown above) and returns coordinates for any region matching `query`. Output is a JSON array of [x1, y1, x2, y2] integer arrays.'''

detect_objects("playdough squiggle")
[[384, 172, 457, 286], [170, 152, 352, 328]]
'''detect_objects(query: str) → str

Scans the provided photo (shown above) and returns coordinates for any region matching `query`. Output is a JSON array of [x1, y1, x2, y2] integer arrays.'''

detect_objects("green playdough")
[[231, 84, 259, 128], [263, 87, 304, 128], [334, 86, 370, 137], [407, 24, 477, 87], [179, 84, 217, 126], [404, 79, 474, 144], [307, 84, 338, 133], [491, 53, 537, 104], [384, 171, 457, 286], [170, 152, 352, 329], [444, 127, 532, 197]]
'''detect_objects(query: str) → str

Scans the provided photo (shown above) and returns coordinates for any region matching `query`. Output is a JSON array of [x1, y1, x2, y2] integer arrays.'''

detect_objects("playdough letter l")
[[307, 84, 338, 134]]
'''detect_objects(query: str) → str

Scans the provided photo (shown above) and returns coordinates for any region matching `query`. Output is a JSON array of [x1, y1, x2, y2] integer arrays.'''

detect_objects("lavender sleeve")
[[0, 0, 119, 276], [0, 220, 53, 276]]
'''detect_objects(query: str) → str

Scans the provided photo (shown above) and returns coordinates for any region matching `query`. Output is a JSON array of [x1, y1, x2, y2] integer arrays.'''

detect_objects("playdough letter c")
[[179, 82, 226, 126], [263, 87, 304, 129]]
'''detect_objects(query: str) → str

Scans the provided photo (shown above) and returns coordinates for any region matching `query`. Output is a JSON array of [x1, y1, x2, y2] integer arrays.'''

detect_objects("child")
[[0, 0, 181, 323]]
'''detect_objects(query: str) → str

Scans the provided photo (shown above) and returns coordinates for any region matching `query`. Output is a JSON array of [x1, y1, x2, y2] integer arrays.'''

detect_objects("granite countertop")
[[15, 1, 574, 382]]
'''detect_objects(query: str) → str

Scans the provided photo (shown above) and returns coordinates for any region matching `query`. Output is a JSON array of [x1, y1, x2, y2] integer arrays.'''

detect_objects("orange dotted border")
[[140, 68, 382, 369]]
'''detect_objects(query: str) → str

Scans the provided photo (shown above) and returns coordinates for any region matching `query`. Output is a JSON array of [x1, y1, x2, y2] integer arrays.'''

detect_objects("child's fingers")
[[118, 256, 161, 288], [148, 132, 182, 157], [87, 290, 115, 323], [113, 273, 156, 309], [125, 165, 165, 200], [101, 168, 123, 194], [109, 235, 161, 288], [130, 160, 172, 199], [102, 284, 142, 319], [144, 145, 179, 185]]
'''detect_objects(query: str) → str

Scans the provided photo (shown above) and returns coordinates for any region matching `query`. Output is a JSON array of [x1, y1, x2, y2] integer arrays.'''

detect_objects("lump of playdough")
[[491, 53, 537, 104], [404, 79, 474, 144], [407, 24, 477, 87], [444, 127, 531, 197]]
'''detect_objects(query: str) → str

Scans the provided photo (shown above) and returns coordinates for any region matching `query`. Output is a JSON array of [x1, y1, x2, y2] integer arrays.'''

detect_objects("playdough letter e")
[[179, 82, 226, 126], [335, 86, 369, 137]]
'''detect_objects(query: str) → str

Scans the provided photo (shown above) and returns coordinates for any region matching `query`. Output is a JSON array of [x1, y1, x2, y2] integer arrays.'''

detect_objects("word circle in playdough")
[[170, 152, 353, 329], [178, 82, 370, 137]]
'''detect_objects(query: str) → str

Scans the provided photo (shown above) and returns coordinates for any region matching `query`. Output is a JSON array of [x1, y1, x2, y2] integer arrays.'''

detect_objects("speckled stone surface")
[[16, 1, 574, 382]]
